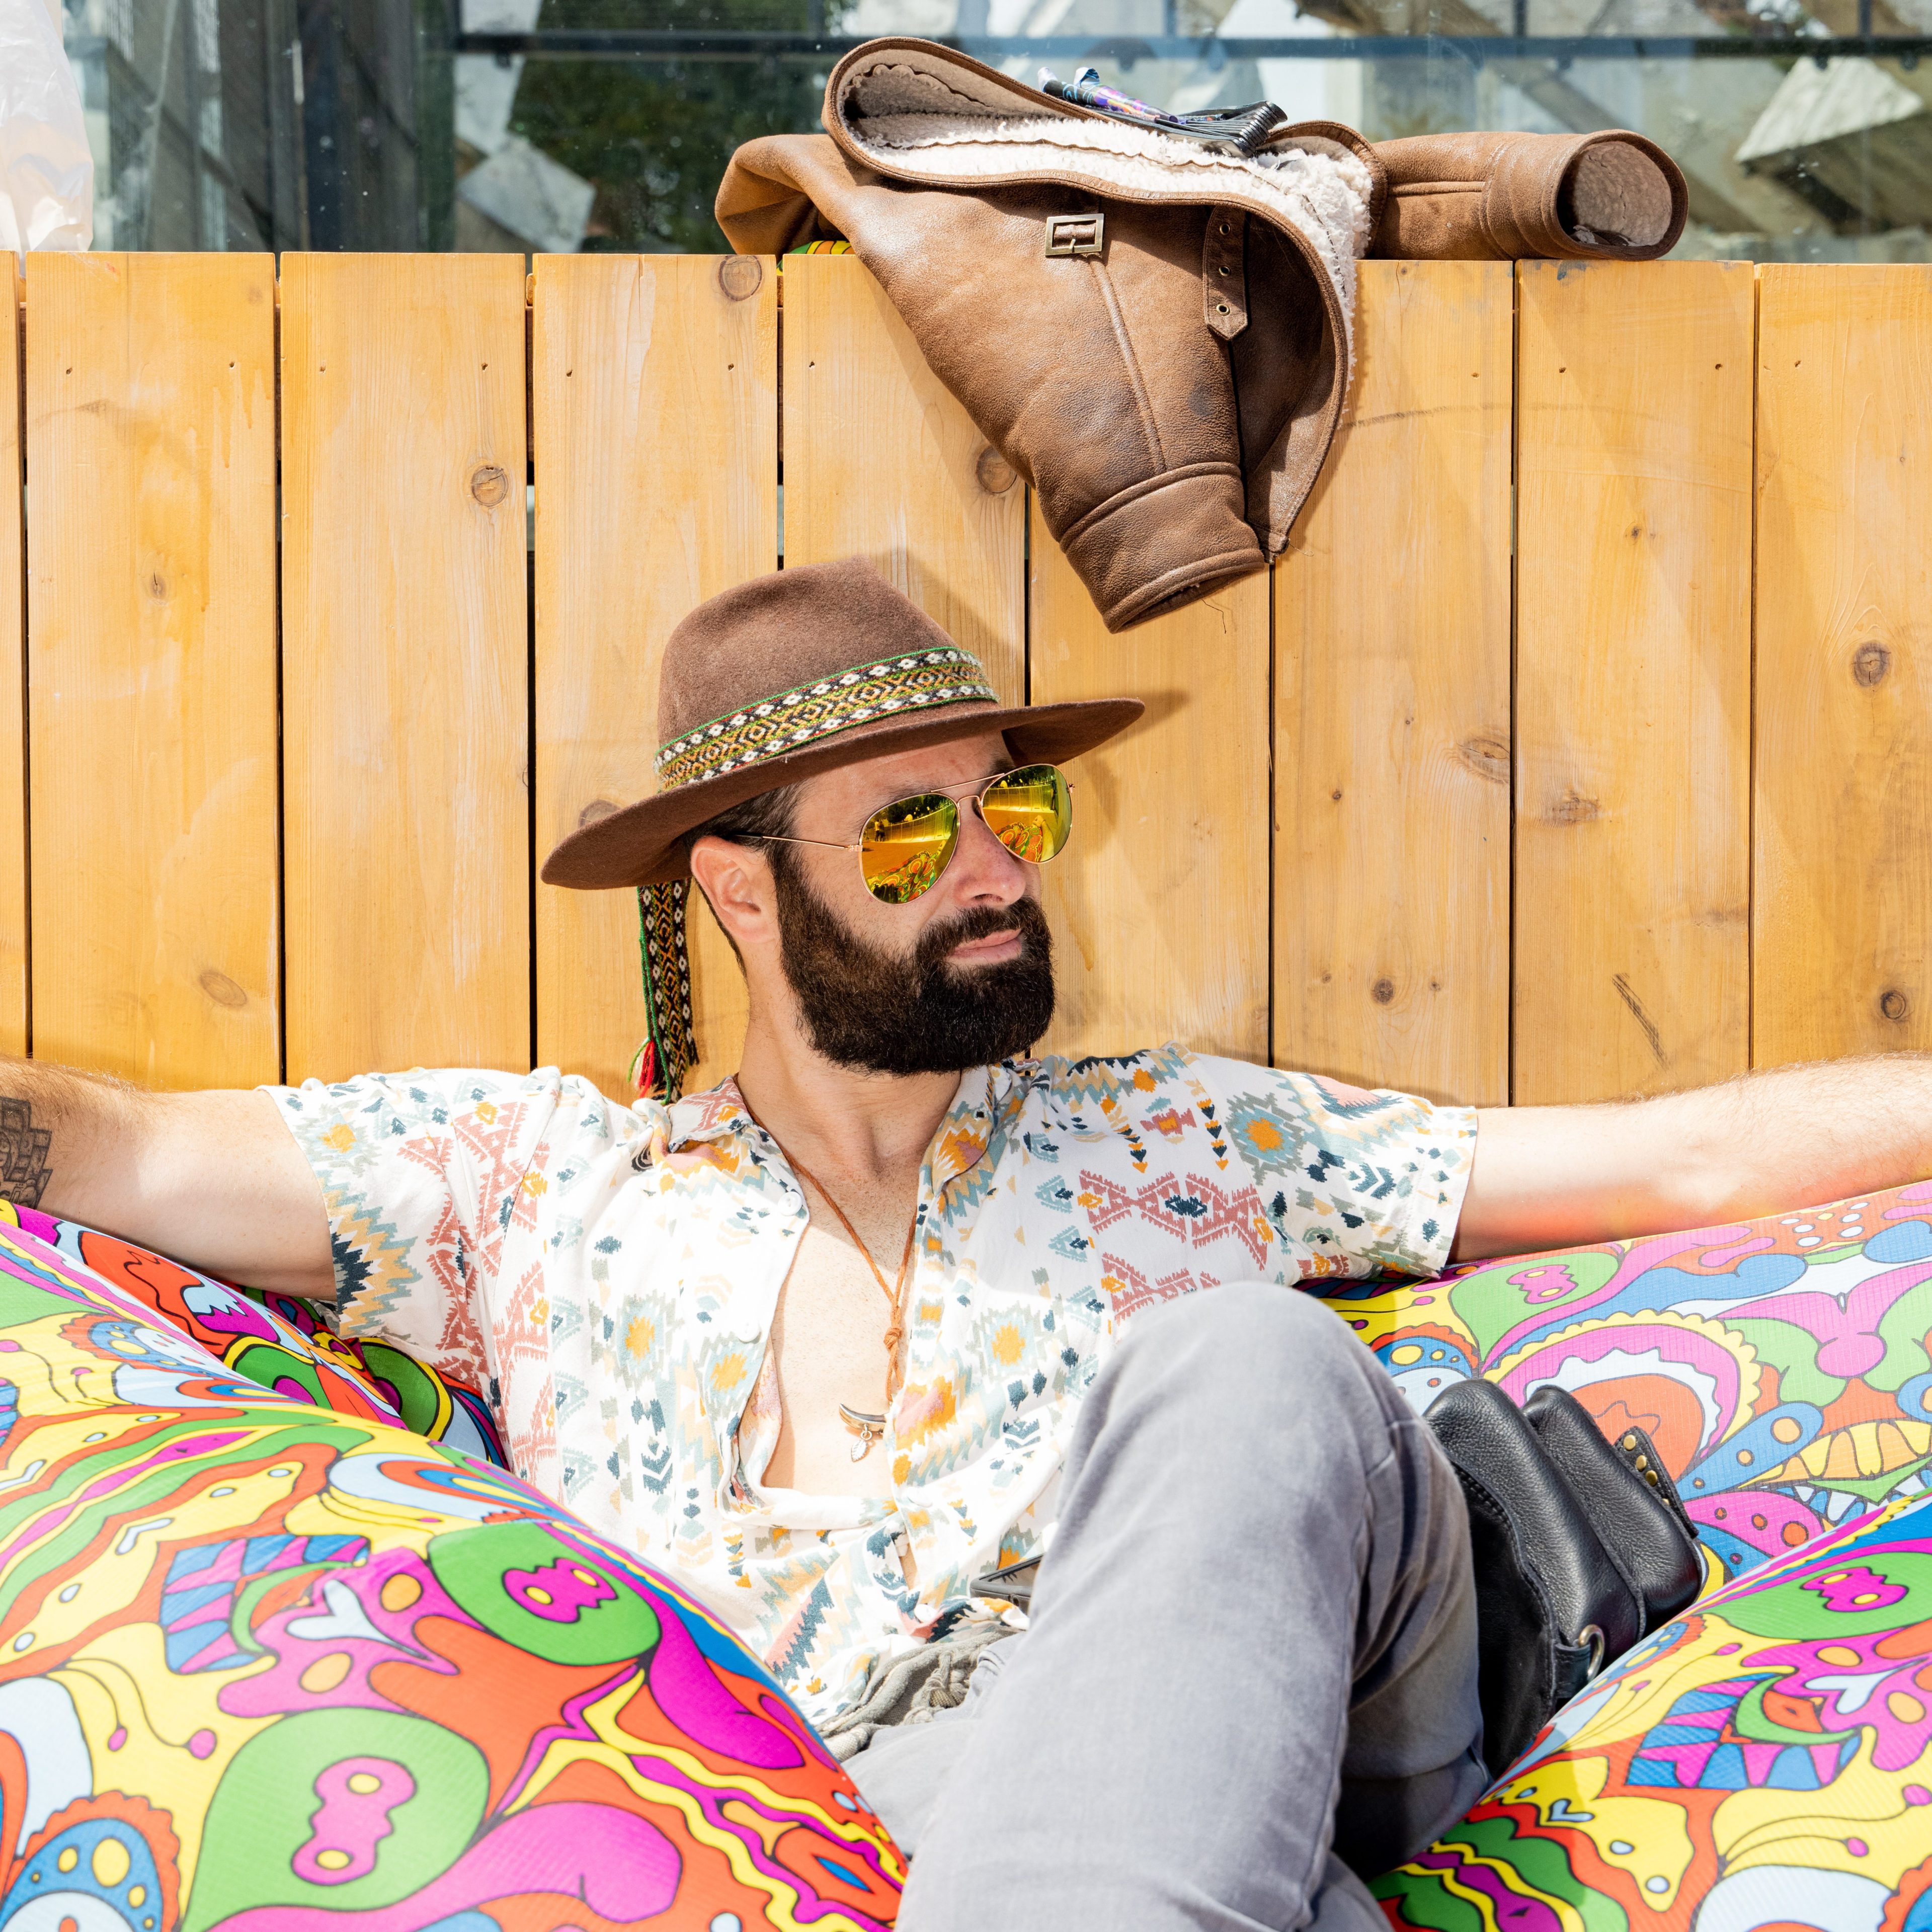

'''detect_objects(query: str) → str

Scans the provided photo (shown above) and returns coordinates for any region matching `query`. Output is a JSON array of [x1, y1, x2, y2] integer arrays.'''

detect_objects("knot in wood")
[[1457, 735, 1509, 785], [1881, 988, 1911, 1023], [1371, 978, 1396, 1005], [1550, 789, 1602, 826], [976, 446, 1017, 496], [577, 798, 620, 828], [469, 464, 510, 509], [1853, 641, 1892, 688], [199, 969, 248, 1010], [717, 257, 763, 301]]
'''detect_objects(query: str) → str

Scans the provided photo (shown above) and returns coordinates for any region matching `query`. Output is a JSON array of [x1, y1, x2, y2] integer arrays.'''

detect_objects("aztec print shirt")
[[267, 1045, 1477, 1726]]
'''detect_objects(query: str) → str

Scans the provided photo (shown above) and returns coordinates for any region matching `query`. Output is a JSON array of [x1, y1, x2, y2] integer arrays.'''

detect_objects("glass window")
[[50, 0, 1932, 257]]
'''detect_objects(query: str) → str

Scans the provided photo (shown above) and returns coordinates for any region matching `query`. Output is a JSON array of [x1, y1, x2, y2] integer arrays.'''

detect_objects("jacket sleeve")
[[715, 133, 853, 255], [1369, 128, 1687, 261]]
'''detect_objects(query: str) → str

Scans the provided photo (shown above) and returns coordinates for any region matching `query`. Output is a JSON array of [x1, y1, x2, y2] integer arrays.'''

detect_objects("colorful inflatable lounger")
[[1329, 1178, 1932, 1931], [1377, 1489, 1932, 1932], [15, 1170, 1932, 1932], [0, 1207, 903, 1932], [1318, 1179, 1932, 1587], [3, 1204, 510, 1469]]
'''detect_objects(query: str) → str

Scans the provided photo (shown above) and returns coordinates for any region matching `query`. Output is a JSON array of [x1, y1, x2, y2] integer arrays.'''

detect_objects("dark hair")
[[686, 782, 800, 851]]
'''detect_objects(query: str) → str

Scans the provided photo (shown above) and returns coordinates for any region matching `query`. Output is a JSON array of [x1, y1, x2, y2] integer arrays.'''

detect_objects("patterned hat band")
[[654, 647, 999, 791]]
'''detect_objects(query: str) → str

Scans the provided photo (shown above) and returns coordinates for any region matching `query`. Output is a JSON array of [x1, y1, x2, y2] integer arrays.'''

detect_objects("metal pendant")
[[840, 1404, 886, 1461]]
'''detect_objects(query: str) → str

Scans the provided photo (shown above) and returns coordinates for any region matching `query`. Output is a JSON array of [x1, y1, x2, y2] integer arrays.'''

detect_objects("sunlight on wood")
[[25, 253, 277, 1088]]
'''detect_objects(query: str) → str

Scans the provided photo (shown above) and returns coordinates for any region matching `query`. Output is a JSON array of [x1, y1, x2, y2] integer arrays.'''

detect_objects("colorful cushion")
[[0, 1213, 904, 1929], [1376, 1487, 1932, 1931], [0, 1202, 509, 1467], [1320, 1180, 1932, 1586]]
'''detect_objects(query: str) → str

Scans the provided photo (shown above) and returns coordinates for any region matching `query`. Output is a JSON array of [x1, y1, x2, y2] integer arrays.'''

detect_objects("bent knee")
[[1114, 1279, 1385, 1407]]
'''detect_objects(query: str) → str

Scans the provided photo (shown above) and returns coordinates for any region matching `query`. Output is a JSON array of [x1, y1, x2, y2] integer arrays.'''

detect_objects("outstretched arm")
[[0, 1060, 332, 1296], [1455, 1055, 1932, 1261]]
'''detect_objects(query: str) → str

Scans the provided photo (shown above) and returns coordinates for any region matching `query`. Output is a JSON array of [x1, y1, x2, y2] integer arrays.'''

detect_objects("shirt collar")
[[664, 1077, 755, 1152], [928, 1066, 998, 1194], [662, 1062, 1027, 1194]]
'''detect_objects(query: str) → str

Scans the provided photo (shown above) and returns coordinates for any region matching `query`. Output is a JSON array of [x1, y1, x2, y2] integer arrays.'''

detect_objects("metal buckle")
[[1045, 211, 1105, 258]]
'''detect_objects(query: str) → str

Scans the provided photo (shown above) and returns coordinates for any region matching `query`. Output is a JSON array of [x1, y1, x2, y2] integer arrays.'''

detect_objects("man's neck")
[[732, 1015, 966, 1190]]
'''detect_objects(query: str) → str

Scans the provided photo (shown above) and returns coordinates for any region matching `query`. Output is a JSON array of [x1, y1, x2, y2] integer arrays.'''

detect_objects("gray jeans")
[[848, 1281, 1486, 1930]]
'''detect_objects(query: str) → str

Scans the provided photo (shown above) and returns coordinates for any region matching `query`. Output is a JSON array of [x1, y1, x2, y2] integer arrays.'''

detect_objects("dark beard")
[[770, 849, 1056, 1075]]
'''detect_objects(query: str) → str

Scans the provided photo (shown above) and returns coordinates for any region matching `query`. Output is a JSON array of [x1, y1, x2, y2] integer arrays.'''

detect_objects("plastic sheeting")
[[0, 0, 93, 259]]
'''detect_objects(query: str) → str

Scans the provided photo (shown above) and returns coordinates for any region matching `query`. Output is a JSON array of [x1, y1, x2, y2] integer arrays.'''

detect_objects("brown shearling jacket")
[[717, 42, 1686, 630]]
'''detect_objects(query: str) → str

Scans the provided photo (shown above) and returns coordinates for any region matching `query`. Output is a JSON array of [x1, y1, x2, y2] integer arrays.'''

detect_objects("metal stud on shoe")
[[1580, 1623, 1607, 1679]]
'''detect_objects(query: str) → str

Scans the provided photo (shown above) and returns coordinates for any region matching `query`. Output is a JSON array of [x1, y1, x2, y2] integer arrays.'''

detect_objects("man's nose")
[[947, 798, 1029, 902]]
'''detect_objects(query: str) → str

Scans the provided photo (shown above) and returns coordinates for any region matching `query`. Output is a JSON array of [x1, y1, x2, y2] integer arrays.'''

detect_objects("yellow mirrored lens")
[[981, 764, 1071, 865], [860, 794, 959, 903]]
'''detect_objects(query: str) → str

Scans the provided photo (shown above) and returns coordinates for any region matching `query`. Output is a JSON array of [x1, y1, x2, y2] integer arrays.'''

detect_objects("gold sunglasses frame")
[[747, 764, 1074, 901]]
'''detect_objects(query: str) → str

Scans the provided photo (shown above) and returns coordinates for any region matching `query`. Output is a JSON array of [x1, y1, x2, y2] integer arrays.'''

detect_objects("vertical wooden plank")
[[1274, 261, 1513, 1106], [784, 253, 1258, 1065], [1031, 531, 1271, 1066], [25, 254, 278, 1087], [1513, 261, 1754, 1105], [533, 255, 778, 1101], [782, 255, 1024, 703], [1755, 266, 1932, 1063], [0, 258, 24, 1061], [282, 255, 529, 1085]]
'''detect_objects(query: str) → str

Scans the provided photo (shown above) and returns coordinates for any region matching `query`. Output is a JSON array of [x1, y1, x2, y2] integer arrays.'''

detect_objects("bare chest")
[[758, 1213, 912, 1499]]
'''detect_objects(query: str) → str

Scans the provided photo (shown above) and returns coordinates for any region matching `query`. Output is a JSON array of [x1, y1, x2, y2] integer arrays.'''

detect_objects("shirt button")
[[733, 1315, 763, 1343]]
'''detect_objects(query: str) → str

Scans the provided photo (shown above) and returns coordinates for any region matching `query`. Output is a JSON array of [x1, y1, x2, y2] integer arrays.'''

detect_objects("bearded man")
[[10, 560, 1932, 1928]]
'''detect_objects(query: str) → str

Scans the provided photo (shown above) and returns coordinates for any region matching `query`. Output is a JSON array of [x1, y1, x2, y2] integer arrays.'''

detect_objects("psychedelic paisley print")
[[1379, 1488, 1932, 1932], [0, 1209, 903, 1930], [1323, 1182, 1932, 1587]]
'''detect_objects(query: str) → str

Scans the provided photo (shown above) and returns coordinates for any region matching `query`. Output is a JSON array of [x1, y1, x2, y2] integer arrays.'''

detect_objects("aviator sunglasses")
[[756, 763, 1074, 904]]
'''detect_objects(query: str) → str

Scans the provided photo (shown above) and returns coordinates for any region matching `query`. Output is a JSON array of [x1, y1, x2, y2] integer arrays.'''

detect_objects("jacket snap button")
[[1217, 303, 1230, 314]]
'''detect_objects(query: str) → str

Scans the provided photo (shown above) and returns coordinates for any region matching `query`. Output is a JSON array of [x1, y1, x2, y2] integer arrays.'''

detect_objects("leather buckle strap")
[[1044, 211, 1105, 257], [1202, 207, 1249, 341]]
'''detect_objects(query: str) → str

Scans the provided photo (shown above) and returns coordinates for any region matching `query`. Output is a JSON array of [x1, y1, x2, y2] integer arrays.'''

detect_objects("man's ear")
[[688, 836, 776, 958]]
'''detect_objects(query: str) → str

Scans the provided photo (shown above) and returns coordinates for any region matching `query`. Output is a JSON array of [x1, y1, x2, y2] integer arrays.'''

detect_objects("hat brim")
[[540, 695, 1146, 890]]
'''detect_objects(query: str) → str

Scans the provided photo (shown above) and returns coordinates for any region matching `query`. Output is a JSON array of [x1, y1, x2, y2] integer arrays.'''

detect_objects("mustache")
[[914, 900, 1042, 971]]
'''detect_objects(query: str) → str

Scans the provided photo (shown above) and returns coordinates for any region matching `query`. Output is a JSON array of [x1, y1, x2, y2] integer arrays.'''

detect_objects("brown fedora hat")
[[541, 557, 1143, 891]]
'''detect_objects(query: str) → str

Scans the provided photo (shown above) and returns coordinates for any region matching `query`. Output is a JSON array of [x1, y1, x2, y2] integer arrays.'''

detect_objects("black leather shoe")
[[1426, 1378, 1702, 1779], [1523, 1383, 1703, 1635]]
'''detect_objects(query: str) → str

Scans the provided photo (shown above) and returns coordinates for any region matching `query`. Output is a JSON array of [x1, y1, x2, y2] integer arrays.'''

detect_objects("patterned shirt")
[[267, 1045, 1476, 1725]]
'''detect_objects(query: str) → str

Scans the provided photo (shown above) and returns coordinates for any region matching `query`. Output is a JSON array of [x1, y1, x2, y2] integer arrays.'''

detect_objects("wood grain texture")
[[1274, 261, 1513, 1105], [25, 253, 277, 1087], [0, 259, 23, 1061], [281, 254, 529, 1084], [1513, 260, 1755, 1105], [1031, 513, 1270, 1065], [1755, 265, 1932, 1063], [781, 254, 1024, 702], [533, 254, 777, 1101]]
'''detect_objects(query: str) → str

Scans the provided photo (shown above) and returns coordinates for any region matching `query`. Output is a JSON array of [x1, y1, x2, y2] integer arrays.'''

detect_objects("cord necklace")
[[754, 1118, 917, 1462]]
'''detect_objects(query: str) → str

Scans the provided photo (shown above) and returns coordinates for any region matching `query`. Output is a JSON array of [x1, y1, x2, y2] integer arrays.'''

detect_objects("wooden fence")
[[1, 250, 1924, 1109]]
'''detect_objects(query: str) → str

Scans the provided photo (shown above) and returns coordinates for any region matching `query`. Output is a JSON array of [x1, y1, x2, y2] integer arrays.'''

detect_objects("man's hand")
[[1456, 1054, 1932, 1261], [0, 1060, 333, 1296]]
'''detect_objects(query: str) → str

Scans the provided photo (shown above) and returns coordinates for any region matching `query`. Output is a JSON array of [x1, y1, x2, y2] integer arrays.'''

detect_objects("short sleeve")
[[1198, 1057, 1477, 1278], [263, 1068, 569, 1390]]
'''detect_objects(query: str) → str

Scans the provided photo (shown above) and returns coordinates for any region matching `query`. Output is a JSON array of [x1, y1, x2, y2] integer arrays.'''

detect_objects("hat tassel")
[[634, 880, 697, 1104]]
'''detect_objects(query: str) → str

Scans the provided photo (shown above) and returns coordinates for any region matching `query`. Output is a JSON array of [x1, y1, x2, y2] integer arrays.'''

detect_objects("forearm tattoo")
[[0, 1099, 52, 1206]]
